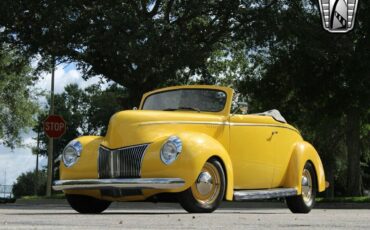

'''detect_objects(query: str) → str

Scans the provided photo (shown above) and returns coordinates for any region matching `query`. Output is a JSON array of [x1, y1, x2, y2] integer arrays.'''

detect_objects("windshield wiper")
[[163, 107, 201, 112]]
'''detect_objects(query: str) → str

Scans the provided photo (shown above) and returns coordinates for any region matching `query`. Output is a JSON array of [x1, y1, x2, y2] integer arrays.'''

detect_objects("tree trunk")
[[346, 108, 362, 196], [325, 158, 335, 198], [126, 87, 147, 109]]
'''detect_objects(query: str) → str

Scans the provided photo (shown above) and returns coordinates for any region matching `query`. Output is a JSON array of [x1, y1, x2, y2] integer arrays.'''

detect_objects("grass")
[[19, 193, 65, 200], [316, 196, 370, 203], [17, 194, 370, 203]]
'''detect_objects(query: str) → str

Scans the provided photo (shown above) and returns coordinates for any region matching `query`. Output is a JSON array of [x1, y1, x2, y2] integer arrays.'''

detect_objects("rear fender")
[[282, 141, 326, 193]]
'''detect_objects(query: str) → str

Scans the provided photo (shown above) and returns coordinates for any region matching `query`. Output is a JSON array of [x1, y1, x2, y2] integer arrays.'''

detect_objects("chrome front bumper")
[[52, 178, 185, 191]]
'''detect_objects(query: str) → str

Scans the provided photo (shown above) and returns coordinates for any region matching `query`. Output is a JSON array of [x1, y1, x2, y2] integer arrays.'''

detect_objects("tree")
[[195, 0, 369, 196], [233, 0, 370, 196], [35, 83, 127, 158], [12, 170, 47, 198], [83, 83, 129, 134], [3, 0, 368, 196], [0, 0, 246, 106], [0, 44, 39, 148]]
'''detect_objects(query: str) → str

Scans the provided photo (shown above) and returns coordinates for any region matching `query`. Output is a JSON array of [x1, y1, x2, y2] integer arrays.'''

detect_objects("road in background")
[[0, 201, 369, 229]]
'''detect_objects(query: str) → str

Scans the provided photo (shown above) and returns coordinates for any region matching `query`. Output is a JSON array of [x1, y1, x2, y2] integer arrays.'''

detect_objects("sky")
[[0, 63, 107, 186]]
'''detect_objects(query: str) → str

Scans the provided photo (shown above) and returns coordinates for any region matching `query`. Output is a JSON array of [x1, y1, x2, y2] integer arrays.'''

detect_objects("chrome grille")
[[98, 144, 148, 179]]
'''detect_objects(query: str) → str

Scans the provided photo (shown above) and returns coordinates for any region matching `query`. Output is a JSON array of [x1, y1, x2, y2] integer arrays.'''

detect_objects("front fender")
[[141, 131, 234, 201], [60, 136, 103, 180], [282, 141, 326, 193], [59, 136, 103, 198]]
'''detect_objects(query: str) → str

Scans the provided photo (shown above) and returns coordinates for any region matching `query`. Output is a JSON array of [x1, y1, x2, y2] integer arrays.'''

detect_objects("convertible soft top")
[[257, 109, 287, 123]]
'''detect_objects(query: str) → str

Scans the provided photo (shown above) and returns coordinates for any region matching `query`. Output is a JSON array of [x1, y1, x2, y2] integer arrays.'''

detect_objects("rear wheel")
[[286, 162, 317, 213], [66, 194, 111, 214], [177, 158, 226, 213]]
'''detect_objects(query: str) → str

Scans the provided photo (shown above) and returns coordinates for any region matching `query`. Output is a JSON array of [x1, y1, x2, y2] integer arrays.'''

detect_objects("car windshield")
[[142, 89, 227, 112]]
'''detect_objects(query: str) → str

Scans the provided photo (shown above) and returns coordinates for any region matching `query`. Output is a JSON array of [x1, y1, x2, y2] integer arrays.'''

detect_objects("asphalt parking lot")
[[0, 200, 369, 229]]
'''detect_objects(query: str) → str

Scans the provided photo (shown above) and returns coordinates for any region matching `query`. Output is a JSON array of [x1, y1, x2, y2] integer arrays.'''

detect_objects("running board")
[[233, 188, 298, 201]]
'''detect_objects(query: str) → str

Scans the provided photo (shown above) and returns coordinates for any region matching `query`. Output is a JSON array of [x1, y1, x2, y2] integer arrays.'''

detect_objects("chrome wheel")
[[301, 168, 313, 206], [191, 162, 221, 205], [286, 162, 317, 213], [178, 158, 225, 213]]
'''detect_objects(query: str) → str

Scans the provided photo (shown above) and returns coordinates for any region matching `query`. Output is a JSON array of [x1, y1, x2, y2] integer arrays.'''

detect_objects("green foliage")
[[202, 42, 252, 87], [0, 0, 246, 105], [0, 45, 39, 148], [316, 196, 370, 203], [35, 83, 127, 158], [12, 170, 47, 198], [361, 112, 370, 190], [19, 193, 65, 200], [209, 1, 370, 196], [83, 84, 129, 134], [1, 0, 368, 197]]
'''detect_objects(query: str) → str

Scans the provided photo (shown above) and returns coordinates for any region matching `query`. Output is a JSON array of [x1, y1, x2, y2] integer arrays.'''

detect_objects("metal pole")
[[3, 170, 5, 198], [4, 170, 6, 198], [46, 57, 55, 197], [35, 123, 40, 195]]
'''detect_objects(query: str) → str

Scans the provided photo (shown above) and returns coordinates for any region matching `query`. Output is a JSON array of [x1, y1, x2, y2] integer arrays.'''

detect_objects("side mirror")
[[232, 102, 249, 114], [238, 102, 248, 114]]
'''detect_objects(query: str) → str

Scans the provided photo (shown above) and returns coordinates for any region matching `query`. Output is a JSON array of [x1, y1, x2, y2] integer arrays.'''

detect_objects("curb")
[[13, 199, 68, 205], [8, 199, 370, 209], [221, 201, 370, 209]]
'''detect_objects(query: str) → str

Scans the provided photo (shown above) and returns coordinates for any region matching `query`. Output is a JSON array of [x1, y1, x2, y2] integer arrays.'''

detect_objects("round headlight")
[[62, 140, 82, 167], [160, 136, 182, 165]]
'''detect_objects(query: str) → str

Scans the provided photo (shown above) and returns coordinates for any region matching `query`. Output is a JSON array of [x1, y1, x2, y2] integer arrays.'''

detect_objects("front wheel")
[[66, 194, 111, 214], [177, 158, 226, 213], [286, 162, 317, 213]]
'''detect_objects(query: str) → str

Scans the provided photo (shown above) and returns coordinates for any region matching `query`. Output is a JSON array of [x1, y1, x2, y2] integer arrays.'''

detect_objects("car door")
[[229, 114, 275, 189], [270, 126, 303, 187]]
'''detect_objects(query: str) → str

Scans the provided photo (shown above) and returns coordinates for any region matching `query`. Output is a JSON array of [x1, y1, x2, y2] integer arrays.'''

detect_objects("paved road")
[[0, 201, 369, 229]]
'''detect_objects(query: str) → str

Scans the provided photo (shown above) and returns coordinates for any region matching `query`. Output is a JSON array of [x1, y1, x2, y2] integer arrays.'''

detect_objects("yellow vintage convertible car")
[[53, 85, 326, 214]]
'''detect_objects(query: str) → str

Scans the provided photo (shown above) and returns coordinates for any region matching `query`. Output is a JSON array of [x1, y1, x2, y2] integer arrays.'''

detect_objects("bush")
[[12, 170, 47, 198]]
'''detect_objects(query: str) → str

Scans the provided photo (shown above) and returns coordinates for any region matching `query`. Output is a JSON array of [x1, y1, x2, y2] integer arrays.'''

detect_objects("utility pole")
[[46, 57, 55, 197], [35, 122, 41, 195], [2, 170, 4, 198]]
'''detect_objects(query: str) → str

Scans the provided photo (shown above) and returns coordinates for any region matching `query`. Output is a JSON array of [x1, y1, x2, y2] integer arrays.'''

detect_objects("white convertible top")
[[257, 109, 287, 123]]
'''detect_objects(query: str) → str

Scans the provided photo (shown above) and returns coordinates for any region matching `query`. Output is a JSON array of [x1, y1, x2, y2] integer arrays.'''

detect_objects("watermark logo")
[[318, 0, 359, 33]]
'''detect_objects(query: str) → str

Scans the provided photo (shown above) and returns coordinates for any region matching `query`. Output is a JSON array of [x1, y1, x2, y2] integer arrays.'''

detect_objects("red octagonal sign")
[[43, 115, 66, 139]]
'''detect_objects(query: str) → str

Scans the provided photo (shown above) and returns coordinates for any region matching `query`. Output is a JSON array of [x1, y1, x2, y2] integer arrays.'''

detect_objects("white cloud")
[[35, 63, 110, 95], [0, 63, 110, 187], [0, 144, 47, 186]]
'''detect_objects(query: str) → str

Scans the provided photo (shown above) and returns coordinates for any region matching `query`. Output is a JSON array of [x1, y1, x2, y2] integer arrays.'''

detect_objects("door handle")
[[267, 131, 278, 141]]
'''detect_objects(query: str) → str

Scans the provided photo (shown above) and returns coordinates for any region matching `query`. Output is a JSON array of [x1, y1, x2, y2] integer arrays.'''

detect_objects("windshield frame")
[[139, 85, 233, 116]]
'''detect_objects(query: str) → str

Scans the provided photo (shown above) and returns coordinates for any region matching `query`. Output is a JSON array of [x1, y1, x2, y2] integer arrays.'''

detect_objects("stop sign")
[[43, 115, 66, 138]]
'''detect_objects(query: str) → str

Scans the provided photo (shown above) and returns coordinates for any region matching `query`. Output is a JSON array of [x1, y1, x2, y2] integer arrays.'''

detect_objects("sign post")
[[44, 114, 66, 197], [46, 58, 54, 197], [44, 58, 66, 197]]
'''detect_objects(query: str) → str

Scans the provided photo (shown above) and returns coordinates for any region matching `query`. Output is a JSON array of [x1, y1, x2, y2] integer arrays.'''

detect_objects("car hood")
[[101, 110, 227, 149]]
